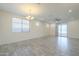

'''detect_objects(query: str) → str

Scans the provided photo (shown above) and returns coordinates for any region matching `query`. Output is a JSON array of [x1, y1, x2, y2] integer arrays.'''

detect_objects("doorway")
[[58, 24, 67, 37]]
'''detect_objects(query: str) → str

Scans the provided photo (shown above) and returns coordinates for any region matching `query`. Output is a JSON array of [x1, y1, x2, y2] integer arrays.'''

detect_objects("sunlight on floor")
[[57, 37, 68, 52]]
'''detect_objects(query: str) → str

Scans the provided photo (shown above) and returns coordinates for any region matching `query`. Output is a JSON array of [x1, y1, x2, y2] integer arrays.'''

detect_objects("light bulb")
[[31, 17, 34, 20], [28, 16, 31, 18], [26, 16, 34, 20], [26, 16, 29, 19]]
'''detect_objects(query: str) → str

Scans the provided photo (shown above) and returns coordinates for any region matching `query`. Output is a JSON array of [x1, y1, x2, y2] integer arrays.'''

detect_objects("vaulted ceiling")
[[0, 3, 79, 23]]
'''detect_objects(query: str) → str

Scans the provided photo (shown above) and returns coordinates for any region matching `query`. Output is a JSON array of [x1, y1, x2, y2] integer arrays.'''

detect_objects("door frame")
[[55, 23, 68, 37]]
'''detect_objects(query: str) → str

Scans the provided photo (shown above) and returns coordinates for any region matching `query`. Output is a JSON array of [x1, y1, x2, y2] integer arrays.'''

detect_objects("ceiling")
[[0, 3, 79, 23]]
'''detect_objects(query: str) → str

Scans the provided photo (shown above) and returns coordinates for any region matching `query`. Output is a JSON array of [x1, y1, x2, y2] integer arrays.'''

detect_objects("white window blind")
[[12, 18, 29, 32]]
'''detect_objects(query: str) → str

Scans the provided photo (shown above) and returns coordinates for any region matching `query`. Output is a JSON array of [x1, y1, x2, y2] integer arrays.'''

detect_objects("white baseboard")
[[0, 35, 49, 46]]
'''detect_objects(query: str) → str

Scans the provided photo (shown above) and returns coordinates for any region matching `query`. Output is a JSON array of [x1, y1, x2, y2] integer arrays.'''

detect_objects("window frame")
[[12, 18, 30, 32]]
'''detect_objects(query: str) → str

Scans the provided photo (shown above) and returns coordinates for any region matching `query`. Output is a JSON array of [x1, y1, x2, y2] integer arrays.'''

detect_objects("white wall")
[[68, 20, 79, 38], [49, 24, 56, 36], [0, 10, 50, 45]]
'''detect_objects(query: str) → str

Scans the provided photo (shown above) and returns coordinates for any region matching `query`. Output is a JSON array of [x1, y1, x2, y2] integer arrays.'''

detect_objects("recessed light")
[[36, 22, 40, 26], [68, 9, 72, 13]]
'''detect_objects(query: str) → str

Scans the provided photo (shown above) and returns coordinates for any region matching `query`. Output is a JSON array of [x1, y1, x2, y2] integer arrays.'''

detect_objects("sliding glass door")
[[58, 24, 67, 37]]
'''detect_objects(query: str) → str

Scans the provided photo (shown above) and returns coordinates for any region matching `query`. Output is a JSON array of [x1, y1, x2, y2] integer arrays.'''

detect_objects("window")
[[12, 18, 29, 32]]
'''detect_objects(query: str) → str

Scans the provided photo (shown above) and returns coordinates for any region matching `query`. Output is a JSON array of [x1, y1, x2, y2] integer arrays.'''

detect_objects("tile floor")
[[0, 36, 79, 56]]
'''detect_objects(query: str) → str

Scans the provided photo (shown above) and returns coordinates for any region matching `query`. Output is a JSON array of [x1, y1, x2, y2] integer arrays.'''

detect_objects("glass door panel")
[[58, 24, 67, 37]]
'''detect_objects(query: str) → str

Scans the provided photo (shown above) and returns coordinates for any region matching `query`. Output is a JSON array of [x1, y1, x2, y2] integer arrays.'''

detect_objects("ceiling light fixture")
[[26, 7, 34, 20], [55, 18, 60, 23], [26, 16, 34, 20], [68, 9, 72, 13]]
